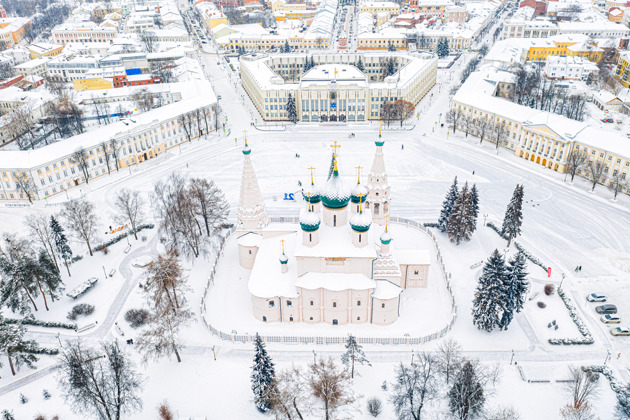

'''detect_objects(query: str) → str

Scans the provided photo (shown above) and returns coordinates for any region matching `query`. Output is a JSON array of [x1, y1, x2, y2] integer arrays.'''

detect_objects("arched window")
[[309, 233, 312, 242], [333, 301, 337, 308], [263, 316, 267, 322], [333, 214, 337, 226], [359, 234, 362, 243]]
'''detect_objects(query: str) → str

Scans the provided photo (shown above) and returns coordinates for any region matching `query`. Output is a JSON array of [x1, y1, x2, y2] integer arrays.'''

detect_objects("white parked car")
[[586, 293, 607, 302]]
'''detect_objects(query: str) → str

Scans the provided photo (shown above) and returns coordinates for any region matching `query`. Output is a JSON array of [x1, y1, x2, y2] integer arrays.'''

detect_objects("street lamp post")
[[510, 350, 515, 365], [313, 350, 316, 364], [483, 213, 489, 226], [604, 349, 611, 365], [102, 266, 107, 280], [560, 273, 566, 289]]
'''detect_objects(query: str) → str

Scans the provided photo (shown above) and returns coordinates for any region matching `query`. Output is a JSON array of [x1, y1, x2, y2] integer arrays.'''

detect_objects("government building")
[[236, 132, 431, 326], [240, 52, 437, 122]]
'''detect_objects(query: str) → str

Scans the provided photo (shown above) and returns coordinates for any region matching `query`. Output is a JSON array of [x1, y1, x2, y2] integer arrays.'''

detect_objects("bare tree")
[[188, 178, 228, 236], [14, 172, 37, 203], [389, 353, 439, 420], [57, 340, 143, 420], [114, 189, 145, 240], [608, 172, 628, 200], [487, 405, 521, 420], [131, 89, 154, 112], [492, 120, 508, 150], [475, 118, 490, 145], [437, 338, 463, 385], [447, 108, 463, 134], [563, 367, 599, 412], [392, 99, 415, 127], [309, 357, 355, 420], [381, 102, 395, 127], [25, 214, 59, 273], [178, 113, 194, 142], [565, 149, 588, 182], [270, 366, 309, 420], [140, 30, 157, 53], [70, 147, 91, 184], [586, 161, 605, 191], [61, 198, 99, 256], [108, 138, 122, 171], [560, 404, 596, 420], [100, 141, 113, 175], [137, 252, 192, 364]]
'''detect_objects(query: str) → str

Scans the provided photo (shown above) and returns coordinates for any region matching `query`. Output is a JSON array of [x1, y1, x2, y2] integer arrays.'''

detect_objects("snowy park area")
[[1, 12, 630, 420]]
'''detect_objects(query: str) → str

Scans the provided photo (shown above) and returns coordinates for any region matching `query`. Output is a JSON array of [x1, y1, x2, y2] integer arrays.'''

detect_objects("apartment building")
[[52, 22, 117, 45]]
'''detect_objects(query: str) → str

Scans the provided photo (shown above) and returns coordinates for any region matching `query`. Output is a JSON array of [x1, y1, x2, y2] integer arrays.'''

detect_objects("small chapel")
[[236, 131, 431, 326]]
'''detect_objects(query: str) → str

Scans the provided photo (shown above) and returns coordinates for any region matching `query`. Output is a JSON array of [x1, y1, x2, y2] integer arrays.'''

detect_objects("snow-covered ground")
[[0, 30, 629, 419]]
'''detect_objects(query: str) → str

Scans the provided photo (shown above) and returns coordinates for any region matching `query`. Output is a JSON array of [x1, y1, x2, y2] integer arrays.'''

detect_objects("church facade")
[[236, 132, 430, 326]]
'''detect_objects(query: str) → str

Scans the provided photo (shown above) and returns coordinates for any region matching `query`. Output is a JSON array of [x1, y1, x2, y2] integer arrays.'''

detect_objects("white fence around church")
[[200, 216, 457, 346]]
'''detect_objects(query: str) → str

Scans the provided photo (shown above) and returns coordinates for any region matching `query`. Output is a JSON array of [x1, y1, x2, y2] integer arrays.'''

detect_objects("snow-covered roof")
[[295, 272, 376, 291], [238, 232, 263, 247], [248, 233, 300, 298], [393, 249, 431, 265], [373, 280, 402, 299], [294, 222, 377, 259]]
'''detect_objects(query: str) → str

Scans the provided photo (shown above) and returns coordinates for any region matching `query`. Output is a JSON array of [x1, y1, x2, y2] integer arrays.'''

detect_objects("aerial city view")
[[0, 0, 630, 418]]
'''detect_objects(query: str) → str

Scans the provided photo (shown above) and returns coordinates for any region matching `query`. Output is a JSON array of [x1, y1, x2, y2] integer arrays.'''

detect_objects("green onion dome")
[[380, 229, 392, 245], [321, 160, 350, 209], [350, 210, 372, 233], [375, 138, 384, 147], [279, 253, 288, 264], [302, 181, 321, 204], [299, 207, 320, 232], [242, 141, 251, 155], [350, 182, 368, 204]]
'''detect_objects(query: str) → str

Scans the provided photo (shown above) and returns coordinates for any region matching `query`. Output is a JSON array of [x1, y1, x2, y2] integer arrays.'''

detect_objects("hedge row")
[[486, 222, 507, 240], [4, 317, 77, 330], [486, 222, 548, 271], [582, 365, 624, 394], [94, 224, 155, 252], [24, 346, 59, 356], [548, 287, 594, 345]]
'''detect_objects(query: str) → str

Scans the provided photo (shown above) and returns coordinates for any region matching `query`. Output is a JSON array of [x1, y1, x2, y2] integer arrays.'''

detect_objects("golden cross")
[[330, 140, 341, 157], [355, 165, 363, 183], [280, 239, 286, 255], [307, 166, 316, 184], [385, 215, 389, 232], [242, 129, 248, 145], [379, 121, 382, 137]]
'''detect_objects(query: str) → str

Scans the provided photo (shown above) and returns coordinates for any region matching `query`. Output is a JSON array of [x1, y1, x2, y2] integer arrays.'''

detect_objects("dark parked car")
[[595, 304, 617, 314]]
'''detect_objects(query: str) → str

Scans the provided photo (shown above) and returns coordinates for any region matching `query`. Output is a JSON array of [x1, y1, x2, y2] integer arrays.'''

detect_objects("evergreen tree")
[[617, 382, 630, 419], [438, 177, 458, 233], [499, 252, 527, 330], [283, 41, 291, 53], [387, 42, 396, 52], [436, 39, 450, 58], [286, 93, 297, 123], [0, 315, 39, 376], [341, 334, 371, 378], [469, 184, 479, 232], [1, 410, 15, 420], [50, 216, 72, 277], [447, 182, 475, 245], [387, 58, 395, 76], [251, 333, 275, 412], [356, 56, 364, 71], [471, 250, 506, 332], [0, 236, 41, 314], [504, 252, 528, 317], [501, 184, 524, 246], [448, 360, 485, 420]]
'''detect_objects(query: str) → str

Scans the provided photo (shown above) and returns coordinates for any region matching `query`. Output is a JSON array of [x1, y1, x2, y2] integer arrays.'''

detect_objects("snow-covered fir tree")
[[356, 56, 364, 71], [283, 41, 291, 53], [472, 250, 507, 332], [447, 182, 475, 245], [251, 333, 276, 412], [436, 38, 450, 58], [501, 184, 524, 246], [50, 215, 73, 277], [503, 251, 528, 320], [286, 94, 297, 124], [617, 382, 630, 419], [341, 334, 371, 378], [438, 177, 458, 233], [469, 184, 479, 232]]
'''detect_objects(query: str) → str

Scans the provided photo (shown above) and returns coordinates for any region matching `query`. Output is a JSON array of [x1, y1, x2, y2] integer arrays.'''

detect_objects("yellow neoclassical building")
[[238, 137, 431, 326], [615, 51, 630, 88], [0, 81, 217, 201], [525, 35, 603, 63], [451, 70, 630, 194]]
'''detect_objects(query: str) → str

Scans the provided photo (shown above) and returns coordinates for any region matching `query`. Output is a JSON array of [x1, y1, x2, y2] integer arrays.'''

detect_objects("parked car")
[[610, 327, 630, 336], [587, 293, 607, 302], [596, 304, 617, 314], [601, 314, 621, 324], [602, 118, 614, 123]]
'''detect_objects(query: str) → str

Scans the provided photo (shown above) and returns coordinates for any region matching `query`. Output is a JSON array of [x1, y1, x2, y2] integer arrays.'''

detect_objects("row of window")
[[268, 299, 385, 308]]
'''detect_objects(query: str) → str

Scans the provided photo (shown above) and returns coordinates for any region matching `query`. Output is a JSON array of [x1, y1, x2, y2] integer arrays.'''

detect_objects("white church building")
[[236, 131, 431, 326]]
